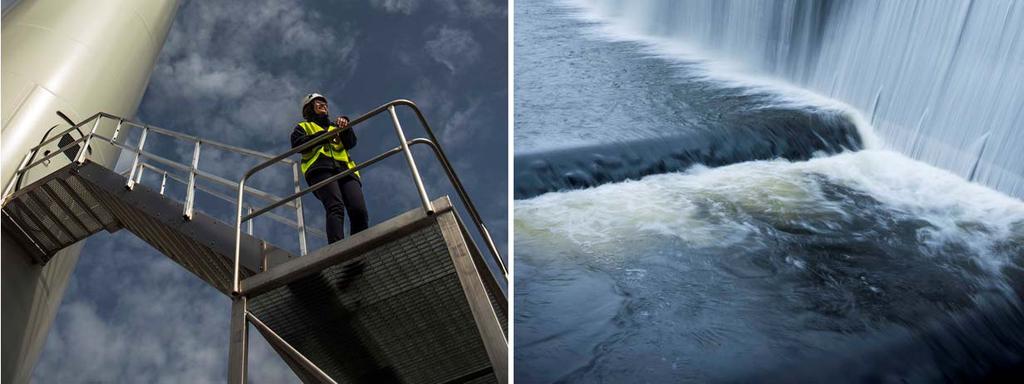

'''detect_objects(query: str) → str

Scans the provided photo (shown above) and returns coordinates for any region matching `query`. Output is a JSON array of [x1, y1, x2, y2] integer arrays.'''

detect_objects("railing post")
[[159, 171, 168, 195], [110, 118, 124, 143], [135, 164, 146, 185], [3, 151, 35, 202], [233, 178, 246, 295], [74, 117, 102, 164], [183, 141, 201, 220], [293, 163, 308, 256], [387, 106, 433, 214], [246, 206, 254, 235], [125, 126, 149, 190]]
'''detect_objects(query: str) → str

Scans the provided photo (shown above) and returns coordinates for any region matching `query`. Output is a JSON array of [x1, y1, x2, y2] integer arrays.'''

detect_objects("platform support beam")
[[228, 296, 248, 384], [437, 212, 508, 384]]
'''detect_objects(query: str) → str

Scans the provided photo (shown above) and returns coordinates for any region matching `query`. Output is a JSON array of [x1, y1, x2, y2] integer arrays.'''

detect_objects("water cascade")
[[571, 0, 1024, 198]]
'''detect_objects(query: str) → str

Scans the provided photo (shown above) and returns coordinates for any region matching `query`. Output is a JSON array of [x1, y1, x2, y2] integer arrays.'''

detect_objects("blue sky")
[[27, 0, 507, 382]]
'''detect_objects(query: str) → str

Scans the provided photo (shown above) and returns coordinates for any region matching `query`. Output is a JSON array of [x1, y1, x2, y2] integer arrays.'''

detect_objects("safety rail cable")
[[2, 112, 315, 254], [233, 99, 507, 295]]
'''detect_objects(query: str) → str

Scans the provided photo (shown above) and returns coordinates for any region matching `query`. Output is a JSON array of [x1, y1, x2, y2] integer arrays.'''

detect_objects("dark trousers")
[[306, 169, 368, 244]]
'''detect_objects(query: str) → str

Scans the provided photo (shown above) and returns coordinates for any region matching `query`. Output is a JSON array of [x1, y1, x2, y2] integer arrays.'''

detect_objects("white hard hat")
[[301, 93, 327, 110]]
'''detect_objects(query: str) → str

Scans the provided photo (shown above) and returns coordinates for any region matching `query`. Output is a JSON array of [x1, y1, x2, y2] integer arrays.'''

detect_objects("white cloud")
[[370, 0, 504, 18], [33, 232, 297, 383], [441, 99, 484, 148], [369, 0, 418, 14], [425, 27, 482, 73], [141, 0, 360, 189], [437, 0, 506, 18], [147, 0, 356, 136], [160, 0, 342, 60]]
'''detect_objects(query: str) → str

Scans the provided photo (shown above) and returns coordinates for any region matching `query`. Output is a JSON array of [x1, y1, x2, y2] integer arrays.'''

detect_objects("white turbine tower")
[[1, 0, 179, 382]]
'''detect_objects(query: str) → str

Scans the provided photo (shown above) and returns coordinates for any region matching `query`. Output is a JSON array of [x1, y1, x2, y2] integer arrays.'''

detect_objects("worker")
[[291, 92, 368, 244]]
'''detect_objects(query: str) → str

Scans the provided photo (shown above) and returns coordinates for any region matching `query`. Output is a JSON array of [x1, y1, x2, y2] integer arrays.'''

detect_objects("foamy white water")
[[517, 150, 1024, 272]]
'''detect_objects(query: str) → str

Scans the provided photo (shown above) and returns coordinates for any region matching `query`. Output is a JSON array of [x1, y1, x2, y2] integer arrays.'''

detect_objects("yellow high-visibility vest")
[[298, 121, 359, 178]]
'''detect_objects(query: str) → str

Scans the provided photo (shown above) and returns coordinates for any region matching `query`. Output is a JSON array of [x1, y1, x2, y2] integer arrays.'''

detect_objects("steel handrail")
[[3, 112, 300, 202], [6, 134, 298, 212], [84, 112, 300, 165], [139, 162, 327, 240], [80, 131, 302, 211], [118, 119, 298, 165], [240, 139, 463, 224], [3, 112, 310, 241], [88, 131, 301, 211], [232, 99, 506, 295], [376, 101, 504, 280], [103, 134, 299, 208], [129, 150, 299, 209], [243, 143, 406, 222]]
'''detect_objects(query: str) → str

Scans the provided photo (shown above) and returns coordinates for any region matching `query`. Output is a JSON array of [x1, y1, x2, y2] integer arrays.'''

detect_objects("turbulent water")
[[514, 0, 1024, 382], [516, 151, 1024, 382]]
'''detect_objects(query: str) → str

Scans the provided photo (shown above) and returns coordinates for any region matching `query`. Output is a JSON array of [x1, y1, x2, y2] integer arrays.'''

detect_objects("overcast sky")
[[27, 0, 507, 382]]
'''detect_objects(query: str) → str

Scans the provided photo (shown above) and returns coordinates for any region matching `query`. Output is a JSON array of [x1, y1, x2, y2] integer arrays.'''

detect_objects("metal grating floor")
[[248, 224, 497, 384]]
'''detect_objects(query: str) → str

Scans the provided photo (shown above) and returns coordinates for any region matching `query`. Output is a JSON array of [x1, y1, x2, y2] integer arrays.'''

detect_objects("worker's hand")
[[335, 116, 350, 130]]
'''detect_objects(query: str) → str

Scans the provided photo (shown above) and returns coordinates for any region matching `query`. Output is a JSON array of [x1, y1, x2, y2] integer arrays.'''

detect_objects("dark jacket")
[[290, 114, 358, 180]]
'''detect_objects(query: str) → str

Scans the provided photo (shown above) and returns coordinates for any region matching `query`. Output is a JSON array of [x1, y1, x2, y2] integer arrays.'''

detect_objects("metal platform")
[[242, 197, 506, 383]]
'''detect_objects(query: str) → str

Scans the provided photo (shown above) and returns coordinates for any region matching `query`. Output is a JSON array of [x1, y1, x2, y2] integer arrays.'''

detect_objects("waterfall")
[[572, 0, 1024, 199]]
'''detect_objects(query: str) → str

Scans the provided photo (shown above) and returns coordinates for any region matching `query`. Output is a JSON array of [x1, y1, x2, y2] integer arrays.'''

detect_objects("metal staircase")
[[2, 166, 117, 264], [1, 100, 507, 383], [1, 161, 278, 294]]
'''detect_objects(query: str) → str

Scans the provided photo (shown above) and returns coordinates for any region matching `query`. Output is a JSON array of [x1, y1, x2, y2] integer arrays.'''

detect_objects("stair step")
[[60, 174, 117, 230], [39, 182, 92, 236], [7, 198, 62, 255], [26, 188, 79, 243], [1, 208, 50, 263]]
